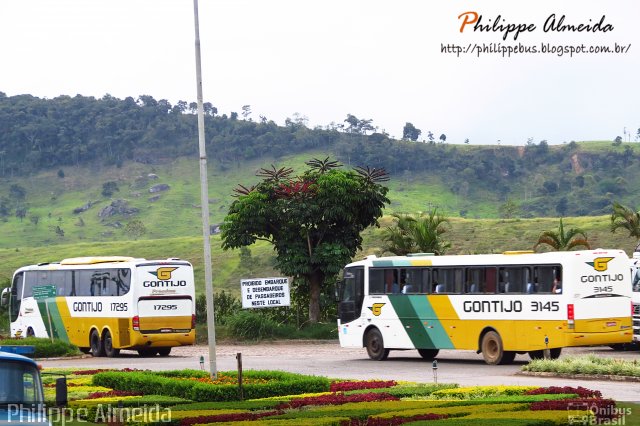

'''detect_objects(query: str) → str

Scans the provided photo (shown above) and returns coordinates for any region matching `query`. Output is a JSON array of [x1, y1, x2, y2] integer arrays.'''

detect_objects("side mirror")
[[55, 377, 67, 407], [335, 280, 343, 302], [1, 287, 9, 307]]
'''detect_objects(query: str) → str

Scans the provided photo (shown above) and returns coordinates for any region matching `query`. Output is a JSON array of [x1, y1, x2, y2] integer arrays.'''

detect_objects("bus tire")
[[365, 328, 389, 361], [90, 330, 105, 357], [103, 330, 120, 358], [549, 348, 562, 359], [528, 350, 544, 360], [417, 349, 439, 360], [157, 347, 171, 357], [26, 327, 35, 337], [480, 330, 513, 365], [137, 348, 157, 357]]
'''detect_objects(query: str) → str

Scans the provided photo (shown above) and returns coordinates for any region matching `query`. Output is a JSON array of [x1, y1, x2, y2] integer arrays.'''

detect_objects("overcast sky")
[[1, 0, 638, 145]]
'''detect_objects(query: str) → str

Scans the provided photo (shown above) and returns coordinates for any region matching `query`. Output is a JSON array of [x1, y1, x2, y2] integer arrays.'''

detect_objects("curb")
[[517, 371, 640, 382], [35, 354, 92, 361]]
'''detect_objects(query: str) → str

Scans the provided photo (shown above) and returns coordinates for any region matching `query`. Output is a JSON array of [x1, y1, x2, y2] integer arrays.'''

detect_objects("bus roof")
[[347, 249, 627, 268], [60, 256, 138, 265], [0, 350, 38, 367]]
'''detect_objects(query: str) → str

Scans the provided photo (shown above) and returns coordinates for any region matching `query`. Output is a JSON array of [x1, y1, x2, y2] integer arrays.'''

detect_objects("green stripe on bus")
[[389, 296, 454, 349], [36, 299, 69, 342]]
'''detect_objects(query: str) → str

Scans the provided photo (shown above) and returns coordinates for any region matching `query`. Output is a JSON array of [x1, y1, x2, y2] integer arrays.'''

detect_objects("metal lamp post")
[[192, 0, 217, 379]]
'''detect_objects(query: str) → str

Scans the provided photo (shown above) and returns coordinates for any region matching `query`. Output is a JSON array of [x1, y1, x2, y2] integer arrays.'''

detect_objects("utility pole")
[[192, 0, 217, 379]]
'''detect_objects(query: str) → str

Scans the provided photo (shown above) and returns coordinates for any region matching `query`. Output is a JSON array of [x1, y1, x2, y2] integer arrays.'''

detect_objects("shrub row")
[[92, 370, 330, 402], [0, 337, 80, 358]]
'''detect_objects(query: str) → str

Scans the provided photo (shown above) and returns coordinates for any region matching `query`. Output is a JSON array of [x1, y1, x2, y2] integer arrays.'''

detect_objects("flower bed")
[[45, 367, 623, 426]]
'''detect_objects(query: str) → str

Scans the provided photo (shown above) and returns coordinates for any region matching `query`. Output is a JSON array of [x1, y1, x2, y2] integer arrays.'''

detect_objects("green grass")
[[0, 214, 637, 300], [0, 337, 81, 357], [523, 354, 640, 377]]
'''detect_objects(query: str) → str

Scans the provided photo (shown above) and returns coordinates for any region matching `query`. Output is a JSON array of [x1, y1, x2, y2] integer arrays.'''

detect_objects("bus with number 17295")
[[337, 249, 633, 364], [1, 256, 196, 357]]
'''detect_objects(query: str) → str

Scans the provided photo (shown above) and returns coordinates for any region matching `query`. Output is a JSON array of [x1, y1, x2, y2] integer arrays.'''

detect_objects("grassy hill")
[[0, 143, 639, 295], [0, 214, 636, 297]]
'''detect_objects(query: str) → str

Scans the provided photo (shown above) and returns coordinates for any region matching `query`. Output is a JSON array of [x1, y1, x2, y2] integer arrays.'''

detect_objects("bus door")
[[136, 264, 195, 333], [338, 267, 364, 324]]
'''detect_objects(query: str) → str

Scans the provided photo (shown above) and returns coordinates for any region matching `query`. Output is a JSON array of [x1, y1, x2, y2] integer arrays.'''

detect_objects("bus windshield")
[[0, 361, 44, 406]]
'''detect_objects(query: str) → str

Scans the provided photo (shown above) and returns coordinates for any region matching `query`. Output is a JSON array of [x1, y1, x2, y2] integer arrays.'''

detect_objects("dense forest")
[[1, 92, 639, 219]]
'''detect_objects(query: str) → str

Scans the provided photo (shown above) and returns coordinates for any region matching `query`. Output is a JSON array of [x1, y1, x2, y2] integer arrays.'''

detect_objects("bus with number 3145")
[[1, 256, 196, 357], [337, 249, 633, 364]]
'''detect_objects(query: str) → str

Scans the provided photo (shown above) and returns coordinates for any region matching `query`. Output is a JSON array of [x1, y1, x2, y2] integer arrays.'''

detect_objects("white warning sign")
[[241, 277, 291, 309]]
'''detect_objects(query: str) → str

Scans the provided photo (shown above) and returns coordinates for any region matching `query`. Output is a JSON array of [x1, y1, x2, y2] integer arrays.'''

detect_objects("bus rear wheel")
[[365, 328, 389, 361], [157, 347, 171, 357], [481, 330, 514, 365], [529, 348, 562, 360], [417, 349, 439, 360], [90, 330, 105, 357], [137, 348, 157, 357], [103, 330, 120, 358]]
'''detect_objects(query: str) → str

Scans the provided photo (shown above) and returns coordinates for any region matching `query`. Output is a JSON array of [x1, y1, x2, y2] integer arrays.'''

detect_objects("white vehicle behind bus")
[[627, 252, 640, 349], [1, 256, 196, 357]]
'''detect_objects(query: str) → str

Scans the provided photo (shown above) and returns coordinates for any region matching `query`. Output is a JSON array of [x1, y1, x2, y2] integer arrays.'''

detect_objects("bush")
[[92, 369, 331, 402], [0, 337, 80, 358], [196, 291, 242, 325], [226, 310, 281, 341]]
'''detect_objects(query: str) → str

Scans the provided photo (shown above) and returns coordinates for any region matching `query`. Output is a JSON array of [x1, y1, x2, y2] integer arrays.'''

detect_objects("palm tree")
[[610, 201, 640, 251], [411, 209, 451, 255], [381, 209, 451, 255], [381, 213, 416, 256], [533, 218, 591, 252]]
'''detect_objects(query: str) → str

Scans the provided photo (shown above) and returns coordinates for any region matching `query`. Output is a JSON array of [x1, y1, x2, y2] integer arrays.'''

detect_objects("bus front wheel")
[[365, 328, 389, 361], [481, 330, 515, 365], [90, 330, 105, 357], [417, 349, 439, 360], [103, 330, 120, 358]]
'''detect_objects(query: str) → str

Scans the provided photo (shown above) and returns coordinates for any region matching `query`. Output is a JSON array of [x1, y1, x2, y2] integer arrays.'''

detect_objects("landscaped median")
[[521, 353, 640, 381], [40, 367, 635, 425]]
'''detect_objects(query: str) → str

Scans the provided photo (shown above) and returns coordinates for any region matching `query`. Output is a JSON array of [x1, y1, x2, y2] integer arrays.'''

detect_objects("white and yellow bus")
[[337, 249, 633, 364], [1, 256, 196, 357]]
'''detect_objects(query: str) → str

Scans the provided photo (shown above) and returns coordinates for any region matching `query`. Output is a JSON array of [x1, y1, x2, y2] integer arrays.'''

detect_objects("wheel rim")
[[370, 336, 381, 354], [105, 333, 112, 352], [482, 332, 501, 363], [91, 333, 99, 352]]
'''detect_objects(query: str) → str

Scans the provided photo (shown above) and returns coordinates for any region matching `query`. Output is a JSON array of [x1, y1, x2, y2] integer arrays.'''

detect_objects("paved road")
[[40, 341, 640, 401]]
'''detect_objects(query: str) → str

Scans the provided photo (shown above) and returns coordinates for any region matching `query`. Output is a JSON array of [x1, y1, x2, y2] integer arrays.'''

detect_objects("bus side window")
[[485, 267, 497, 293], [536, 266, 556, 293], [368, 269, 385, 294], [420, 268, 431, 294]]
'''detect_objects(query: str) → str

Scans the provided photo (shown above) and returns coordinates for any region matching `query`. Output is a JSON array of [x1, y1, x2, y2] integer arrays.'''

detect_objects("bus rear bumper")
[[127, 330, 195, 349], [564, 331, 633, 348]]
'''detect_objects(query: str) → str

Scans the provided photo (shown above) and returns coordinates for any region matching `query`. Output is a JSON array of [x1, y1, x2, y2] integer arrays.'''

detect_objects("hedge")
[[92, 370, 330, 402]]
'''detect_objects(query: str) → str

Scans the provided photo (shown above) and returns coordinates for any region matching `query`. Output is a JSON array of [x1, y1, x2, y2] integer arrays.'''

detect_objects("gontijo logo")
[[368, 303, 385, 316], [143, 267, 186, 287], [151, 267, 177, 280], [586, 257, 614, 272]]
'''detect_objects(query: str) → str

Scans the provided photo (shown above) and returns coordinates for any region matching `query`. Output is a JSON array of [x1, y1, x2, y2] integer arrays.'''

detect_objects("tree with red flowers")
[[221, 158, 389, 322]]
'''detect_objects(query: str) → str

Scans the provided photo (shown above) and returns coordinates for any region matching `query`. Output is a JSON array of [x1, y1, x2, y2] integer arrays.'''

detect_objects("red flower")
[[330, 380, 397, 392], [276, 392, 399, 409], [525, 386, 602, 398]]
